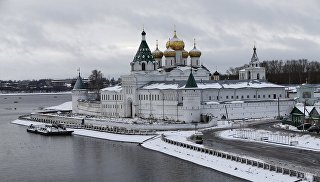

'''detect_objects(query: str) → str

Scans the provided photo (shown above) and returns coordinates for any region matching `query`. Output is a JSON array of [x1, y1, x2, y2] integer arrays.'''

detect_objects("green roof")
[[73, 74, 85, 90], [132, 32, 155, 63], [185, 72, 198, 88]]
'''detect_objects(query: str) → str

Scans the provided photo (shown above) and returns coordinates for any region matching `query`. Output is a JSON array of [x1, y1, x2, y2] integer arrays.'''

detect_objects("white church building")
[[72, 29, 295, 123]]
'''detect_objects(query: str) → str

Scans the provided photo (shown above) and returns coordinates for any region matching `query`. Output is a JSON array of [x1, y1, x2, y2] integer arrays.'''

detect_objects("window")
[[263, 95, 265, 98], [226, 96, 229, 99], [257, 73, 260, 79], [241, 96, 244, 99], [142, 63, 146, 71], [253, 95, 256, 98], [209, 96, 211, 100], [247, 95, 249, 98], [236, 96, 239, 99], [231, 96, 233, 99], [258, 95, 260, 98]]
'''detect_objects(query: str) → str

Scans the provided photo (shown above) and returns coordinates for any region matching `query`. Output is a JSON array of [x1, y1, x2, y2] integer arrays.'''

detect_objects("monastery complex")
[[72, 29, 295, 123]]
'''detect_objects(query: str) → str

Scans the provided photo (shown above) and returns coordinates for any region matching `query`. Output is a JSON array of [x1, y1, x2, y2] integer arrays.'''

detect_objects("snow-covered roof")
[[294, 105, 314, 116], [221, 81, 283, 89], [45, 101, 72, 111], [101, 85, 122, 92], [143, 83, 179, 90], [141, 80, 284, 90], [204, 101, 220, 105]]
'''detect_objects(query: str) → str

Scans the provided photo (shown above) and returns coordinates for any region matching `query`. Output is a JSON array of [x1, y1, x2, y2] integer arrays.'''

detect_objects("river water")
[[0, 94, 245, 182]]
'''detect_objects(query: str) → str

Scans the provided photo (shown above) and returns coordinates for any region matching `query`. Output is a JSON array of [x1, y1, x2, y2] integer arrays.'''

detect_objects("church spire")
[[251, 43, 259, 63], [141, 27, 146, 41]]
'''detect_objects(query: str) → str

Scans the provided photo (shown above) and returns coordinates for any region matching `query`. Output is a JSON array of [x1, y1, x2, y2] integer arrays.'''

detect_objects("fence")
[[20, 115, 156, 135], [160, 134, 312, 181]]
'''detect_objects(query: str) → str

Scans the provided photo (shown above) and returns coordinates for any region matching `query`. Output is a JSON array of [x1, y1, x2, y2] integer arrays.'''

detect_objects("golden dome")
[[182, 49, 189, 58], [166, 30, 185, 51], [152, 40, 163, 59], [164, 47, 176, 57], [189, 39, 201, 57]]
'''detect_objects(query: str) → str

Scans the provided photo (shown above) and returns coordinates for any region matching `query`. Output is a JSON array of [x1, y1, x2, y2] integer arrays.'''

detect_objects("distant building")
[[239, 46, 266, 80], [212, 71, 220, 81]]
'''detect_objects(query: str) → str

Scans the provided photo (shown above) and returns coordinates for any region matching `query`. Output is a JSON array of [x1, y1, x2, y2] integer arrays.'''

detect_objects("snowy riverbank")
[[142, 131, 304, 182]]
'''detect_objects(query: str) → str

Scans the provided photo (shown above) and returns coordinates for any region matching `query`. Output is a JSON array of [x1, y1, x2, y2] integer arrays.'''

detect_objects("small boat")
[[27, 124, 73, 136]]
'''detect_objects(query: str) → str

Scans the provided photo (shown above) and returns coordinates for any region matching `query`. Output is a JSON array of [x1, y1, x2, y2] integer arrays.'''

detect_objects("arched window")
[[142, 62, 146, 71], [257, 73, 260, 79], [247, 71, 251, 80]]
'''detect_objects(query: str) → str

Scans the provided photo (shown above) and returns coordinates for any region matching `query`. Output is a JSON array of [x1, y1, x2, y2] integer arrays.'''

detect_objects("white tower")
[[182, 72, 201, 123], [72, 72, 88, 114]]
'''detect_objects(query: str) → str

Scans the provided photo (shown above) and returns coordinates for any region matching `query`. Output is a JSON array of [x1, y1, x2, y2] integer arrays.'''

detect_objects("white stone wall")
[[201, 100, 295, 120], [78, 101, 101, 116], [137, 89, 183, 121], [201, 87, 285, 102]]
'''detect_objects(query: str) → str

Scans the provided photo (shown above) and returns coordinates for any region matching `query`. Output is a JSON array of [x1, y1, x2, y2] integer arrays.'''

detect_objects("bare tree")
[[89, 70, 105, 99]]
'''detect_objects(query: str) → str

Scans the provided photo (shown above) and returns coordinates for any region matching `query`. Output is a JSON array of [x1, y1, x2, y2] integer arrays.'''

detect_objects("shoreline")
[[0, 92, 71, 96], [11, 119, 308, 182]]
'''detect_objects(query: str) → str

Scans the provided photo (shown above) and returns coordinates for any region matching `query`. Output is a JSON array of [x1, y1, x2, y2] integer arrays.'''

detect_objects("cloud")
[[0, 0, 319, 80]]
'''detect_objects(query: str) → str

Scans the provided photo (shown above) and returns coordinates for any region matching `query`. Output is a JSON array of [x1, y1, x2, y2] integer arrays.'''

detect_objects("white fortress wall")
[[201, 100, 295, 120], [78, 101, 101, 116]]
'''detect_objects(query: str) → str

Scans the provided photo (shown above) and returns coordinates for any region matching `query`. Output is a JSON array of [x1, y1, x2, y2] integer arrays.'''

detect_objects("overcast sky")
[[0, 0, 320, 80]]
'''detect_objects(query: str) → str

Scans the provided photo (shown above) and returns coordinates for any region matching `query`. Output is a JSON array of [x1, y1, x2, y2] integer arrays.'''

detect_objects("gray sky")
[[0, 0, 320, 80]]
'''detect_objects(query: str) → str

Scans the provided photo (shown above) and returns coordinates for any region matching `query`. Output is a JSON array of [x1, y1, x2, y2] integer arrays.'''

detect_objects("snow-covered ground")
[[11, 119, 154, 143], [142, 132, 303, 182], [274, 123, 300, 131], [44, 101, 72, 111], [219, 129, 320, 151]]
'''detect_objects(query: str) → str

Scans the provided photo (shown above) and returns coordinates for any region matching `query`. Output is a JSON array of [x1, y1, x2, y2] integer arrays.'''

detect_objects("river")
[[0, 94, 245, 182]]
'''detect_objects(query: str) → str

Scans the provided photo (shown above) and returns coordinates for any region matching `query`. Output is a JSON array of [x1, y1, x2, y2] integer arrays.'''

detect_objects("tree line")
[[225, 59, 320, 84]]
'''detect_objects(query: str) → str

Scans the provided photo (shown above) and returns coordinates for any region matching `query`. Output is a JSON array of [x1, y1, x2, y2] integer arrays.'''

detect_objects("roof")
[[132, 31, 155, 63], [213, 71, 220, 75], [141, 79, 284, 90], [185, 72, 198, 88], [291, 104, 314, 116], [101, 85, 122, 92], [73, 75, 85, 90], [251, 46, 259, 63]]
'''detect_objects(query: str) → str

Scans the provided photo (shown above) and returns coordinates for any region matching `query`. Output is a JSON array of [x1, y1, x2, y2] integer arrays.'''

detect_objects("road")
[[202, 120, 320, 176]]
